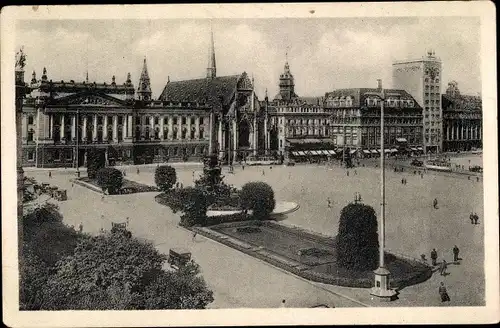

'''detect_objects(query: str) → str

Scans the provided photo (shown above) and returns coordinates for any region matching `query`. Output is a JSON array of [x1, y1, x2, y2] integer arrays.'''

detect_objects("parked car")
[[469, 165, 483, 173]]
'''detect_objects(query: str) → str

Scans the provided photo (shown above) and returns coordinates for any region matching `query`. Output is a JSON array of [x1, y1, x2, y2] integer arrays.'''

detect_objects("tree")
[[239, 182, 275, 219], [96, 167, 123, 194], [154, 165, 177, 192], [87, 149, 106, 179], [179, 187, 208, 227], [336, 203, 379, 271], [32, 232, 214, 310]]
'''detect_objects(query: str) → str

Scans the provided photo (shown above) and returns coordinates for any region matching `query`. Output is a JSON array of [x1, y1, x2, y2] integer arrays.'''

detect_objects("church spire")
[[137, 56, 152, 101], [207, 25, 216, 79]]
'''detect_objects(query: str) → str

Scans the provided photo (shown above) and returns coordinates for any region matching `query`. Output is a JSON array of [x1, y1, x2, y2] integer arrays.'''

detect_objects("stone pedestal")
[[370, 267, 397, 301]]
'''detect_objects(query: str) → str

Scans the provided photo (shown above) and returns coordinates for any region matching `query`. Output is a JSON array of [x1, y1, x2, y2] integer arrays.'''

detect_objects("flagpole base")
[[370, 267, 398, 302]]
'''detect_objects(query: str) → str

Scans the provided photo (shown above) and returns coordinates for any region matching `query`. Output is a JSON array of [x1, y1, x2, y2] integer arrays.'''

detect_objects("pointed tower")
[[137, 57, 152, 101], [206, 26, 216, 79], [278, 51, 297, 101]]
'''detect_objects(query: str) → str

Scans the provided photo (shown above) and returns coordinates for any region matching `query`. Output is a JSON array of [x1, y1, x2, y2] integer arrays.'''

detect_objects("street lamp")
[[370, 79, 397, 301]]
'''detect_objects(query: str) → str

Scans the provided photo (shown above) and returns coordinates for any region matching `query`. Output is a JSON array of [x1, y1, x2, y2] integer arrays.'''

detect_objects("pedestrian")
[[126, 217, 130, 227], [473, 213, 479, 225], [354, 169, 357, 175], [48, 171, 52, 178], [414, 170, 416, 175], [439, 282, 451, 302], [346, 170, 349, 176], [468, 176, 470, 180], [440, 259, 448, 276], [242, 164, 245, 171], [136, 168, 140, 174], [270, 166, 273, 170], [469, 212, 474, 224], [71, 182, 74, 188], [453, 245, 460, 262], [433, 198, 438, 209], [420, 254, 427, 262], [421, 173, 424, 179], [78, 222, 83, 233], [327, 197, 331, 208], [192, 231, 197, 241], [262, 170, 265, 176], [476, 177, 479, 182], [401, 178, 404, 185], [101, 194, 105, 201], [280, 299, 286, 308], [431, 248, 438, 266]]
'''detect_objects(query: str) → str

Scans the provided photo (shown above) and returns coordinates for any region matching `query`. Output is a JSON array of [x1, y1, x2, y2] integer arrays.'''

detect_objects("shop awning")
[[396, 138, 407, 142], [384, 149, 391, 153], [350, 149, 357, 154], [411, 147, 418, 151], [328, 150, 336, 155], [291, 151, 299, 156], [363, 150, 371, 154], [417, 147, 423, 151], [391, 148, 398, 153], [371, 150, 378, 154], [297, 151, 306, 156]]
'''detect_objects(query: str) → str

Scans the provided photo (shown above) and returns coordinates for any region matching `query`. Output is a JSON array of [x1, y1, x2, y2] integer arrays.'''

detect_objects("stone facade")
[[441, 81, 482, 152], [392, 50, 443, 154]]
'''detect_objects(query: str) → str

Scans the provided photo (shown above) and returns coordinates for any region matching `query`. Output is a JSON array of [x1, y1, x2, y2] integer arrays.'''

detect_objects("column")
[[232, 118, 238, 159], [217, 119, 223, 155], [168, 116, 173, 139], [195, 116, 200, 140], [160, 116, 164, 140], [112, 116, 118, 141], [122, 115, 127, 140], [150, 116, 155, 140], [103, 115, 108, 140], [82, 116, 87, 140], [187, 116, 192, 140], [60, 115, 65, 140], [208, 112, 214, 155], [93, 115, 98, 141], [253, 115, 257, 156], [127, 115, 133, 138], [22, 115, 27, 142], [49, 114, 53, 139], [177, 117, 182, 140], [71, 115, 76, 140]]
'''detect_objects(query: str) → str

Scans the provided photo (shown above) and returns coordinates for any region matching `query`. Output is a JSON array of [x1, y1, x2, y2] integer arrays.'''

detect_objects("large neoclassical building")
[[20, 30, 271, 167]]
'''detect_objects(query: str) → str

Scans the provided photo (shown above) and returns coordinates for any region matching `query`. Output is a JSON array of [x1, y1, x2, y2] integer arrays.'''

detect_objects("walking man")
[[327, 197, 331, 208], [192, 231, 197, 242], [440, 259, 448, 276], [126, 217, 130, 227], [433, 198, 438, 209], [346, 170, 349, 177], [473, 213, 479, 225], [453, 245, 460, 262], [439, 282, 451, 302], [280, 299, 286, 308], [78, 222, 83, 233], [48, 171, 52, 178], [136, 167, 140, 175], [431, 248, 438, 266], [470, 212, 475, 224]]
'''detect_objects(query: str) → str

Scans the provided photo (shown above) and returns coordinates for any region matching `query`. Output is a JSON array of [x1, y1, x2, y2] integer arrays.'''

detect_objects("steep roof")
[[325, 88, 420, 109], [158, 75, 241, 110], [442, 94, 482, 111]]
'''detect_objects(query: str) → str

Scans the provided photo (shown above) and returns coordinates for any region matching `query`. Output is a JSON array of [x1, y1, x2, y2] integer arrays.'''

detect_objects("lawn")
[[79, 177, 158, 194]]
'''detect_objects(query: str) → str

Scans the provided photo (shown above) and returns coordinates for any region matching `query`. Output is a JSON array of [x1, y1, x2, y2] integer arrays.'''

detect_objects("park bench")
[[167, 248, 192, 269]]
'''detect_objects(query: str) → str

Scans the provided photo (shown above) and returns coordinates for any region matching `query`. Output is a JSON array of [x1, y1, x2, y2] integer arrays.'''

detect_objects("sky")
[[16, 17, 481, 100]]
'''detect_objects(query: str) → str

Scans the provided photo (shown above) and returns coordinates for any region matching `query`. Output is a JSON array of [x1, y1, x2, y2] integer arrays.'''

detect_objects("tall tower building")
[[276, 53, 298, 101], [392, 49, 443, 154], [137, 57, 152, 101], [206, 26, 216, 79]]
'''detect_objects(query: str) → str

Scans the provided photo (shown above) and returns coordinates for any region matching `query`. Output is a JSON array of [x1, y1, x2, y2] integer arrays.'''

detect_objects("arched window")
[[97, 126, 103, 142], [190, 127, 196, 139], [181, 127, 187, 139], [199, 127, 204, 139], [65, 125, 72, 142], [117, 126, 123, 142], [135, 126, 141, 140]]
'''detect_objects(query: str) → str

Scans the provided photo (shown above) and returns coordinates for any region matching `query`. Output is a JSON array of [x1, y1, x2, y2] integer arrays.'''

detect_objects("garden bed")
[[77, 177, 159, 194], [199, 221, 432, 290]]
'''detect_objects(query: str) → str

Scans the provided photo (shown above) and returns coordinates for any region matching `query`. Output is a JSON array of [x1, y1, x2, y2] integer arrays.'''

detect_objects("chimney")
[[377, 79, 382, 90]]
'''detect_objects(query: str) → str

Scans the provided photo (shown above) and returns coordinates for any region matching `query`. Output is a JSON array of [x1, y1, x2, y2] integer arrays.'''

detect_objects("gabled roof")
[[158, 75, 242, 110], [47, 90, 129, 107], [442, 94, 482, 111]]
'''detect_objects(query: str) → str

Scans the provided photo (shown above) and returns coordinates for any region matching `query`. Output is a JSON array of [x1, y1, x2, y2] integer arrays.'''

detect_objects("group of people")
[[426, 246, 462, 303], [400, 178, 408, 185]]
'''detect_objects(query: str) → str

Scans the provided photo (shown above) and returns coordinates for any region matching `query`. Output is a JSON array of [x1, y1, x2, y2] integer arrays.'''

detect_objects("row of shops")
[[288, 146, 424, 159]]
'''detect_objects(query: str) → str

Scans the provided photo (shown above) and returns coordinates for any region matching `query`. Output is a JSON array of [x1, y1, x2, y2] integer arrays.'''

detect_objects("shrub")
[[96, 167, 123, 194], [336, 203, 379, 271], [239, 182, 275, 219], [180, 187, 208, 227], [86, 149, 106, 179], [154, 165, 177, 192]]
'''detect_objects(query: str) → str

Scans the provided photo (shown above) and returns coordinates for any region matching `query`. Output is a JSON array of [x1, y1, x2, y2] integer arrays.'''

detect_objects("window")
[[54, 149, 61, 160], [28, 115, 34, 125], [154, 117, 159, 125], [164, 117, 168, 124], [191, 117, 195, 125], [66, 150, 72, 161], [173, 117, 178, 125], [118, 116, 123, 125], [135, 116, 141, 125], [181, 117, 186, 125], [98, 116, 103, 125], [27, 151, 35, 161], [27, 129, 34, 142], [200, 117, 204, 125]]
